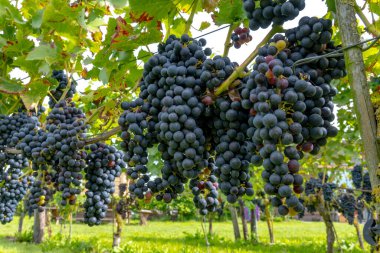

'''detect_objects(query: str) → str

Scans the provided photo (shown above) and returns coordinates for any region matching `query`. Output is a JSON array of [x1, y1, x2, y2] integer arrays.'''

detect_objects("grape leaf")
[[325, 0, 336, 13], [199, 21, 211, 31], [0, 36, 6, 49], [99, 68, 110, 84], [0, 78, 24, 94], [26, 44, 57, 61], [0, 0, 25, 24], [20, 79, 50, 110], [31, 9, 44, 29], [129, 0, 176, 19], [369, 0, 380, 16], [213, 0, 245, 25]]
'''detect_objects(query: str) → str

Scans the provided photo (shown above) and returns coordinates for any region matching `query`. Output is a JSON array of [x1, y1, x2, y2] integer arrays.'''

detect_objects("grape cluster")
[[241, 16, 344, 214], [14, 99, 87, 209], [28, 176, 54, 212], [46, 100, 87, 206], [119, 98, 154, 199], [190, 161, 220, 215], [351, 165, 363, 189], [48, 70, 77, 108], [116, 183, 135, 220], [335, 192, 356, 224], [83, 143, 124, 226], [231, 27, 252, 49], [0, 154, 33, 224], [118, 19, 344, 216], [304, 173, 336, 202], [211, 96, 255, 203], [300, 174, 334, 216], [120, 35, 209, 202], [0, 112, 39, 150], [243, 0, 305, 31], [0, 112, 41, 215], [361, 172, 372, 203], [118, 35, 253, 211], [285, 17, 346, 79], [350, 165, 372, 202]]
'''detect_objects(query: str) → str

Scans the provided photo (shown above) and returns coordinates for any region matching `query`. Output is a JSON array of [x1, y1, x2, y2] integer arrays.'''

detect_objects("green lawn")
[[0, 217, 369, 253]]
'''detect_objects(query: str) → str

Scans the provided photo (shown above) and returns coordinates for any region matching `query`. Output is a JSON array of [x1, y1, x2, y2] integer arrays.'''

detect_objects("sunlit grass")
[[0, 217, 368, 253]]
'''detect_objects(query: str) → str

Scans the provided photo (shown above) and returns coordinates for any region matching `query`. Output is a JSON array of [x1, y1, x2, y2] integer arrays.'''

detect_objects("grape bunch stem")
[[215, 25, 284, 96]]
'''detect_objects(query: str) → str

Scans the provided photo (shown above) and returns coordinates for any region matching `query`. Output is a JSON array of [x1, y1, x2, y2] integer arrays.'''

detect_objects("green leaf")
[[32, 9, 44, 29], [42, 0, 84, 46], [213, 0, 245, 25], [109, 0, 128, 9], [137, 49, 153, 63], [99, 68, 110, 84], [38, 62, 51, 75], [369, 1, 380, 16], [87, 18, 107, 33], [0, 77, 24, 94], [325, 0, 336, 13], [20, 80, 50, 110], [26, 45, 57, 61], [129, 0, 176, 19], [0, 36, 6, 49], [0, 0, 25, 24], [199, 21, 211, 31], [167, 18, 187, 38]]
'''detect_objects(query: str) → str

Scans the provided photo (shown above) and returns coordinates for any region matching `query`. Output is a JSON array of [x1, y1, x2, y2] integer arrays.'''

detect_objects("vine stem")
[[215, 25, 283, 96], [200, 216, 210, 248], [83, 125, 121, 145], [83, 105, 105, 125], [336, 186, 372, 193], [223, 24, 235, 57], [354, 3, 380, 37], [58, 54, 80, 103], [4, 147, 22, 154], [58, 63, 73, 103], [184, 0, 199, 35]]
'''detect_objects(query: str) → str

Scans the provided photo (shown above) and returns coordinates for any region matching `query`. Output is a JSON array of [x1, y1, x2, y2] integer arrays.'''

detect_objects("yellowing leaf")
[[92, 31, 103, 42], [199, 21, 211, 31]]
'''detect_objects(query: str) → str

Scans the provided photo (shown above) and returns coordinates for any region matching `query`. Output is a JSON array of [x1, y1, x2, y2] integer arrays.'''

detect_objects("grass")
[[0, 217, 369, 253]]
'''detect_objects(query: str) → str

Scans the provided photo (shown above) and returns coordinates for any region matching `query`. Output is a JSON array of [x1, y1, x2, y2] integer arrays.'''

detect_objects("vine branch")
[[215, 25, 283, 96], [292, 35, 380, 69], [58, 64, 73, 103], [84, 126, 121, 145], [336, 186, 373, 193], [223, 24, 234, 57], [184, 0, 199, 35], [354, 3, 380, 37], [4, 147, 22, 154]]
